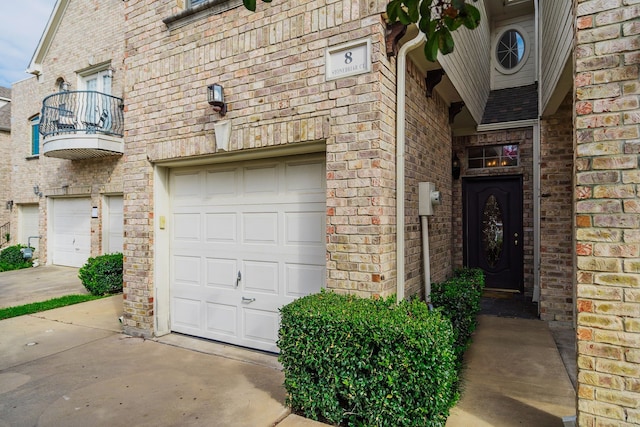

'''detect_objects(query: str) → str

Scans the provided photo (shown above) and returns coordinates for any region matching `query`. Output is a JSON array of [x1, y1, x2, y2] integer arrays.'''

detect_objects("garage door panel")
[[205, 169, 238, 197], [205, 302, 237, 336], [243, 307, 279, 346], [244, 165, 278, 194], [285, 264, 325, 298], [206, 258, 238, 288], [285, 211, 325, 245], [173, 297, 201, 331], [174, 255, 202, 286], [243, 260, 279, 294], [174, 213, 201, 241], [285, 162, 325, 192], [173, 171, 202, 202], [205, 213, 237, 242], [242, 213, 278, 243]]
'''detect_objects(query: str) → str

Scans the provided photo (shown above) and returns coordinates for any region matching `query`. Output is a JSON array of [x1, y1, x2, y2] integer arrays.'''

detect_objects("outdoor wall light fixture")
[[33, 185, 42, 198], [452, 153, 461, 180], [5, 200, 13, 210], [107, 67, 114, 78], [207, 83, 227, 116]]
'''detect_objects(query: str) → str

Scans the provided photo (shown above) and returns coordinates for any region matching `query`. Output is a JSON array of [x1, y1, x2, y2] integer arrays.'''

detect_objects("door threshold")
[[483, 288, 520, 293]]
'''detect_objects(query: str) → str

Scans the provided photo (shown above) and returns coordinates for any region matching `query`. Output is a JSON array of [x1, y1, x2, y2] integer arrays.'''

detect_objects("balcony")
[[40, 91, 124, 160]]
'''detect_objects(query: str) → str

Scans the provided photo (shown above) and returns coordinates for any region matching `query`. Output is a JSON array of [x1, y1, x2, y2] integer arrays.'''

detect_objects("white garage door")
[[20, 204, 40, 254], [103, 195, 123, 254], [170, 156, 326, 352], [51, 198, 91, 267]]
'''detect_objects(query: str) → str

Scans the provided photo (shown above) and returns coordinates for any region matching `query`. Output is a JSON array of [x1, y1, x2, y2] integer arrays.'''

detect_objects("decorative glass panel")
[[482, 195, 503, 268]]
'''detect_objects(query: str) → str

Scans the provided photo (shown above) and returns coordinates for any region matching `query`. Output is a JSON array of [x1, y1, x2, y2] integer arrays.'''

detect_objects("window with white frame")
[[30, 115, 40, 156], [468, 144, 519, 169]]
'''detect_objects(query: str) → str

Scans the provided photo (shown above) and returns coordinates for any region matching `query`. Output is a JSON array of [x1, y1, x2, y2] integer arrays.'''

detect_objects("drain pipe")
[[396, 29, 425, 302]]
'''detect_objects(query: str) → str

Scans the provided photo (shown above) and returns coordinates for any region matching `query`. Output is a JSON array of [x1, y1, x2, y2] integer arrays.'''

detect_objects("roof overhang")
[[26, 0, 69, 76]]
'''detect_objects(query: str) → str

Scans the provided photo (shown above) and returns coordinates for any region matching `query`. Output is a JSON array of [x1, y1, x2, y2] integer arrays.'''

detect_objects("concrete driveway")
[[0, 267, 323, 427], [0, 265, 87, 308]]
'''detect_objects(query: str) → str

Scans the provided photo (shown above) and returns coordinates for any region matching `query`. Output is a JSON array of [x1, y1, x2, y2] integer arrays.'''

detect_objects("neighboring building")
[[9, 0, 639, 423], [0, 87, 11, 246], [9, 0, 125, 264]]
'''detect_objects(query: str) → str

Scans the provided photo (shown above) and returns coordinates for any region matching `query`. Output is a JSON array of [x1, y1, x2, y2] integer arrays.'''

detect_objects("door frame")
[[462, 174, 524, 292]]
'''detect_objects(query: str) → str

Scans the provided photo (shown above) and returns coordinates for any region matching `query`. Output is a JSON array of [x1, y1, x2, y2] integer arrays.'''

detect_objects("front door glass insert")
[[482, 195, 504, 267]]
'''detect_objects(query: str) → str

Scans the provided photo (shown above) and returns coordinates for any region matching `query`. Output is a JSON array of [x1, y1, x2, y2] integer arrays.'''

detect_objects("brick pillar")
[[574, 1, 640, 425]]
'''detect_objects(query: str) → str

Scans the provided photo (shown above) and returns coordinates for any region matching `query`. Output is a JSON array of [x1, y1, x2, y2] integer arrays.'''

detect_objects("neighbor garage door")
[[51, 198, 91, 267], [170, 156, 326, 352]]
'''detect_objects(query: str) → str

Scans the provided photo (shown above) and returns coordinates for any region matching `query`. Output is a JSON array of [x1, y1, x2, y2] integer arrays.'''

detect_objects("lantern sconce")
[[452, 153, 461, 180], [208, 83, 227, 116], [5, 200, 13, 210], [33, 185, 43, 198]]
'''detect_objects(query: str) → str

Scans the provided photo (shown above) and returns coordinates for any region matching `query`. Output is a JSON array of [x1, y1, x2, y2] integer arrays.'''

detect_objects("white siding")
[[438, 0, 491, 125], [540, 0, 573, 113], [491, 15, 537, 90]]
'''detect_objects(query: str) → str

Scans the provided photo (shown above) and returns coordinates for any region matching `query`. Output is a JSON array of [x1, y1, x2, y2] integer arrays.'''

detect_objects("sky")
[[0, 0, 57, 88]]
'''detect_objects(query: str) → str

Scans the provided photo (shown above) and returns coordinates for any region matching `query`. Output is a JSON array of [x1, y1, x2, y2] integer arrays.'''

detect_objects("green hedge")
[[278, 291, 458, 427], [78, 253, 123, 296], [430, 268, 485, 363], [0, 245, 33, 272]]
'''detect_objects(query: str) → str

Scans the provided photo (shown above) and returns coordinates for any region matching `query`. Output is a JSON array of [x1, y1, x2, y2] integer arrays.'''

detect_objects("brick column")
[[574, 1, 640, 425]]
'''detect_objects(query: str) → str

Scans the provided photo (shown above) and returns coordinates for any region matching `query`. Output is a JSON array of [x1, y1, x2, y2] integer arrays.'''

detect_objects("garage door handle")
[[242, 297, 256, 303], [236, 271, 241, 288]]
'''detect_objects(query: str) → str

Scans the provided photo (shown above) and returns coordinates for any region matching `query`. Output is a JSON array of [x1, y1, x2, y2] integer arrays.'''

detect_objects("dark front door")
[[463, 176, 523, 291]]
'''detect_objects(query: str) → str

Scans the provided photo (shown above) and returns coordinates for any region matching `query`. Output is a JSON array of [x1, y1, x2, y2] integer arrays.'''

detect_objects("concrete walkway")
[[0, 266, 576, 426], [446, 315, 576, 427]]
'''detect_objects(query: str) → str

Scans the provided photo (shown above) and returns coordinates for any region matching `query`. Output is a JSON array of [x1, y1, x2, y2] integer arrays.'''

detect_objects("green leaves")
[[386, 0, 481, 62], [278, 290, 459, 426], [242, 0, 272, 12]]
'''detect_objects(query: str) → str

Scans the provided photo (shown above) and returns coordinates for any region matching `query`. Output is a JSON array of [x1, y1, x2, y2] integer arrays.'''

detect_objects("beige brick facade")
[[0, 128, 10, 233], [540, 93, 575, 323], [574, 0, 640, 424]]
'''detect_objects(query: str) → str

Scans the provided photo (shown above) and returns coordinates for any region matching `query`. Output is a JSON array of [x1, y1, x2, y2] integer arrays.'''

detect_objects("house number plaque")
[[326, 38, 371, 81]]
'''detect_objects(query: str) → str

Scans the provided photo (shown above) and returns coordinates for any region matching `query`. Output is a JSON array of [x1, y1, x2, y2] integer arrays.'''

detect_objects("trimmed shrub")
[[431, 268, 485, 363], [278, 291, 458, 427], [78, 253, 123, 296], [0, 245, 33, 272]]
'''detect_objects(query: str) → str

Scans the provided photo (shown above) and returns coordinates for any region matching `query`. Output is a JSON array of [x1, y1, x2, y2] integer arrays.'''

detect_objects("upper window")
[[31, 115, 40, 156], [496, 29, 525, 69], [189, 0, 207, 6], [494, 26, 529, 75]]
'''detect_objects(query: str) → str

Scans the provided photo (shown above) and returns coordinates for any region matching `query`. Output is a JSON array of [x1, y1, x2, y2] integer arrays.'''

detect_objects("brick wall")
[[540, 92, 574, 322], [9, 0, 125, 263], [123, 0, 397, 335], [0, 129, 10, 231], [9, 77, 45, 249], [404, 59, 453, 298], [452, 128, 535, 296], [574, 0, 640, 424]]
